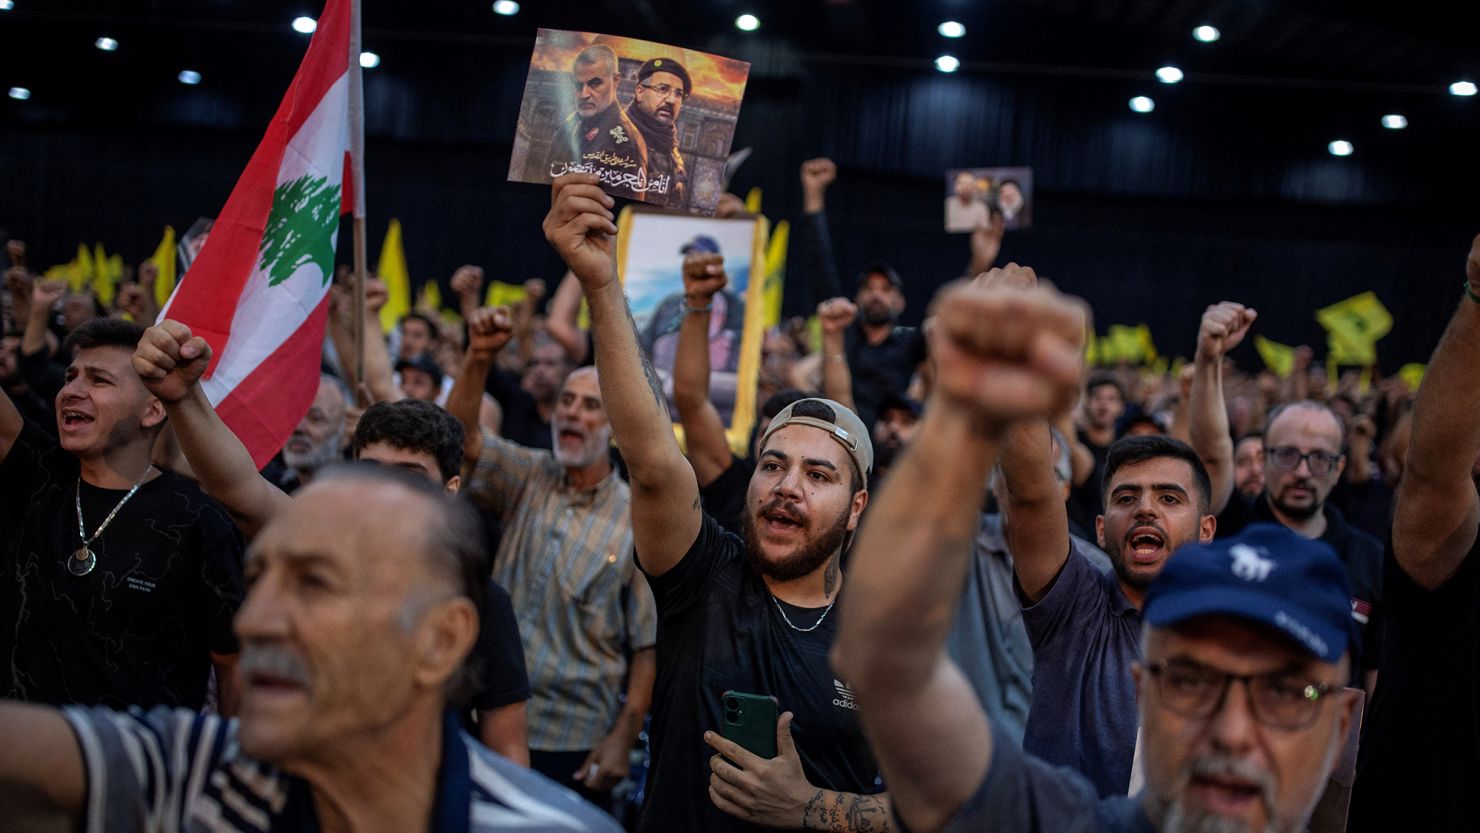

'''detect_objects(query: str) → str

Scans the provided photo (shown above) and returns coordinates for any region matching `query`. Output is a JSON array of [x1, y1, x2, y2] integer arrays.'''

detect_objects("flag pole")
[[348, 0, 368, 402]]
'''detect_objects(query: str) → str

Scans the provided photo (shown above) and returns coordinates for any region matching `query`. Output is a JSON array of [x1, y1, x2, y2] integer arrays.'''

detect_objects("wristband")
[[1466, 281, 1480, 305], [683, 298, 713, 314]]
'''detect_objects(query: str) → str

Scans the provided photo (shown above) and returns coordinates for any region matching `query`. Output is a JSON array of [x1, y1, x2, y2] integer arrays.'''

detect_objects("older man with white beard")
[[278, 373, 350, 489], [448, 306, 656, 813]]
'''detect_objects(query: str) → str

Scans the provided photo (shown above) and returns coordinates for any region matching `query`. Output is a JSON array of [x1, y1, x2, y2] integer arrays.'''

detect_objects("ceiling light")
[[938, 21, 966, 38], [1450, 81, 1478, 97], [1129, 96, 1155, 113], [359, 51, 380, 69], [1381, 114, 1407, 130], [0, 2, 15, 11], [735, 14, 760, 32], [935, 54, 961, 73], [8, 87, 30, 100], [1155, 66, 1184, 84], [491, 0, 520, 14], [292, 16, 317, 34], [1328, 140, 1354, 157], [178, 70, 202, 85], [1192, 25, 1221, 43], [95, 37, 119, 52]]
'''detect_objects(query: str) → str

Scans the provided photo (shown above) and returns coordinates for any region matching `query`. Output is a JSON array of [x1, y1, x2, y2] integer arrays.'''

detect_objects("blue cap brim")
[[1145, 585, 1349, 665]]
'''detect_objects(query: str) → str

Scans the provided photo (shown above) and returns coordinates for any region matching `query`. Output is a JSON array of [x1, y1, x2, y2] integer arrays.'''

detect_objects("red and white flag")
[[160, 0, 363, 467]]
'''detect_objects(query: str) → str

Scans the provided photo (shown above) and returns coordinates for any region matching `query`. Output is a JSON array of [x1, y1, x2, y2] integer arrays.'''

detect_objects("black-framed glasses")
[[639, 82, 687, 101], [1145, 658, 1334, 730], [1266, 446, 1341, 476]]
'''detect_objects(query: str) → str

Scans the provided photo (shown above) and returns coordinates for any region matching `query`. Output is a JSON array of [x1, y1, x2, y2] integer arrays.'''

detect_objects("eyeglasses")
[[639, 82, 687, 101], [1266, 446, 1341, 476], [1145, 658, 1334, 731]]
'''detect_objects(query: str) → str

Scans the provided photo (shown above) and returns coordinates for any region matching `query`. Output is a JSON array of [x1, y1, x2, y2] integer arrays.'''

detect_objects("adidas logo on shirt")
[[833, 679, 857, 711]]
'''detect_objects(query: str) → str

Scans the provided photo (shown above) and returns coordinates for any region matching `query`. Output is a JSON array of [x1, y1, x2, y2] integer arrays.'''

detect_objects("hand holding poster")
[[944, 167, 1034, 232], [508, 29, 750, 216]]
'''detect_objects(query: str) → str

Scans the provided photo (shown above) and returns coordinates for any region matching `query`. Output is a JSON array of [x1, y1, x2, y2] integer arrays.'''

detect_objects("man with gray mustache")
[[833, 276, 1362, 833], [0, 465, 621, 833]]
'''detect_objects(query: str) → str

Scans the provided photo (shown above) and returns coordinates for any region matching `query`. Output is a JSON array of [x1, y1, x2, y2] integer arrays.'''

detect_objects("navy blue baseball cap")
[[1144, 523, 1357, 664], [680, 234, 721, 256]]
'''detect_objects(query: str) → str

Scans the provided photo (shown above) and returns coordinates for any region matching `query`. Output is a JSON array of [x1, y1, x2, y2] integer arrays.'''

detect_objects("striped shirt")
[[466, 435, 657, 752], [60, 705, 623, 833]]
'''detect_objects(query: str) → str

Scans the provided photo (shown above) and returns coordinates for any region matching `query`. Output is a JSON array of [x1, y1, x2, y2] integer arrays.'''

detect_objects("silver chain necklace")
[[771, 594, 836, 633], [71, 470, 150, 577]]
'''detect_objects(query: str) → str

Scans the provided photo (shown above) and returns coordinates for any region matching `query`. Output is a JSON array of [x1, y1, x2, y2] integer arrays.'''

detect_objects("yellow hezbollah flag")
[[484, 281, 528, 309], [1254, 335, 1296, 378], [761, 219, 789, 330], [1104, 324, 1157, 365], [150, 226, 177, 309], [91, 244, 117, 307], [745, 186, 763, 215], [376, 219, 411, 334], [1316, 291, 1391, 367], [417, 279, 443, 313], [1326, 331, 1374, 367], [1399, 363, 1425, 391], [71, 244, 94, 292]]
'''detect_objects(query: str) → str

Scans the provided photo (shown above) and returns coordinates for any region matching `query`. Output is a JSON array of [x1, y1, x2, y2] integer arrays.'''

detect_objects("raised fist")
[[972, 261, 1038, 292], [116, 283, 150, 322], [927, 281, 1086, 432], [524, 278, 547, 302], [817, 296, 857, 336], [542, 173, 618, 293], [1197, 301, 1257, 362], [133, 320, 213, 405], [682, 252, 727, 301], [467, 306, 514, 359], [364, 277, 388, 315], [800, 158, 837, 193], [451, 265, 484, 301], [33, 278, 66, 309], [6, 239, 25, 268], [137, 260, 159, 286]]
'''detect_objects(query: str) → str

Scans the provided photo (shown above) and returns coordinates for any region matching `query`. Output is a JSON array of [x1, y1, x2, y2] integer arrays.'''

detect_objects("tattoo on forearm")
[[803, 791, 891, 833], [803, 790, 825, 829], [824, 554, 839, 597], [624, 302, 668, 412]]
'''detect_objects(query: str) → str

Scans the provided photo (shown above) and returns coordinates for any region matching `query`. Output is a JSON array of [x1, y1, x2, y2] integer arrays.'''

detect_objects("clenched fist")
[[467, 306, 514, 360], [1196, 302, 1257, 362], [542, 174, 618, 293], [817, 297, 857, 336], [133, 320, 213, 405], [682, 253, 727, 302]]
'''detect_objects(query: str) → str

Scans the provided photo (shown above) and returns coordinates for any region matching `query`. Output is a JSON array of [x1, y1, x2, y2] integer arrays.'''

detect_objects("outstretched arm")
[[1188, 302, 1257, 516], [542, 173, 701, 577], [545, 270, 590, 365], [1394, 235, 1480, 588], [133, 322, 291, 539], [833, 279, 1086, 833], [447, 307, 513, 463], [816, 297, 857, 412], [671, 252, 736, 487]]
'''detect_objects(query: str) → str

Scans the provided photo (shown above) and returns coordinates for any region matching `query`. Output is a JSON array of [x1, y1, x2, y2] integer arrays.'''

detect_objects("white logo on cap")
[[1230, 544, 1274, 582]]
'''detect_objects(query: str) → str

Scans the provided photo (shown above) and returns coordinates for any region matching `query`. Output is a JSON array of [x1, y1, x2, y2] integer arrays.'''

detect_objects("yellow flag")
[[71, 244, 94, 292], [1399, 363, 1425, 391], [745, 187, 763, 215], [1084, 332, 1100, 366], [1316, 291, 1391, 367], [150, 226, 177, 308], [1106, 325, 1152, 365], [376, 219, 411, 334], [761, 219, 789, 330], [484, 281, 528, 309], [1134, 324, 1158, 363], [91, 244, 118, 307], [1254, 335, 1296, 378], [417, 280, 443, 312]]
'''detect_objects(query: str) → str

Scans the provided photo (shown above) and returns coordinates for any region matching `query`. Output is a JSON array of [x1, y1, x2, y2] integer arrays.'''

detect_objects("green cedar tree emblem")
[[259, 174, 341, 287]]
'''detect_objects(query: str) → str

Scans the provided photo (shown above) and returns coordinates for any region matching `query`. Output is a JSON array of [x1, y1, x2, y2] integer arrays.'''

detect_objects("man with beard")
[[844, 262, 926, 430], [449, 305, 656, 811], [1068, 374, 1127, 535], [1233, 433, 1265, 500], [1013, 434, 1216, 797], [0, 318, 244, 711], [542, 44, 650, 203], [0, 465, 621, 833], [625, 57, 689, 209], [274, 373, 349, 494], [834, 277, 1363, 831], [542, 172, 890, 833], [869, 393, 920, 487], [1188, 301, 1383, 692]]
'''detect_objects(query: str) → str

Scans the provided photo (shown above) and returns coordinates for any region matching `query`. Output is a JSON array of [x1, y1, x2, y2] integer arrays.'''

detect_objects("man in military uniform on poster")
[[544, 44, 650, 202], [625, 57, 689, 209]]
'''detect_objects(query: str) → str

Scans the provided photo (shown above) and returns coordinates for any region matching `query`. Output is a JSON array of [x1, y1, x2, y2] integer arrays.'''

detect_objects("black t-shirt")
[[484, 367, 552, 452], [1216, 495, 1384, 679], [636, 514, 882, 833], [844, 324, 926, 430], [1067, 431, 1110, 537], [699, 455, 753, 538], [470, 578, 531, 711], [0, 422, 245, 709], [1349, 535, 1480, 832]]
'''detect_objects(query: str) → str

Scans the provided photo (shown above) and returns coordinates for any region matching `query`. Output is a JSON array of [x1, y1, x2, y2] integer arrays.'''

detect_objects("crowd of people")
[[0, 160, 1476, 833]]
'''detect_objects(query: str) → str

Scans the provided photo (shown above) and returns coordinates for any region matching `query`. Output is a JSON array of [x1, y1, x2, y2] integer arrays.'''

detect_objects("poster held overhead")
[[944, 166, 1034, 232]]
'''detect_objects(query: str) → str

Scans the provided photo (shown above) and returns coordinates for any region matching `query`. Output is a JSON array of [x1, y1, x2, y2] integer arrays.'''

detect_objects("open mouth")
[[60, 409, 94, 429], [1126, 527, 1166, 563], [559, 429, 584, 444], [1190, 774, 1265, 815]]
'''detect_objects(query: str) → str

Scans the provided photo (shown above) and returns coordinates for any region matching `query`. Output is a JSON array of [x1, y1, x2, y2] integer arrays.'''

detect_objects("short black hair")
[[1086, 373, 1125, 400], [854, 261, 903, 293], [63, 317, 145, 354], [399, 312, 440, 338], [1102, 435, 1213, 514], [352, 400, 465, 483], [761, 388, 808, 420]]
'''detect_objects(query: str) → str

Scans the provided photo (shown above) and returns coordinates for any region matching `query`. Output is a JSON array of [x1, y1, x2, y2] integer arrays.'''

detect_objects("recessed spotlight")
[[1381, 114, 1407, 130], [178, 70, 202, 85], [1129, 96, 1155, 113], [8, 87, 30, 100], [0, 1, 15, 11], [938, 21, 966, 39], [1450, 81, 1478, 97], [935, 54, 961, 73], [735, 13, 759, 32], [292, 16, 317, 34], [491, 0, 520, 14], [1156, 66, 1184, 84], [1328, 140, 1354, 157], [95, 37, 119, 52], [359, 51, 380, 69], [1192, 25, 1221, 43]]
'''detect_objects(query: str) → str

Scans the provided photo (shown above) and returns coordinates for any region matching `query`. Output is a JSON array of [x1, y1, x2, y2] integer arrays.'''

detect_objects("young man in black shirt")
[[0, 318, 244, 710], [543, 173, 890, 833]]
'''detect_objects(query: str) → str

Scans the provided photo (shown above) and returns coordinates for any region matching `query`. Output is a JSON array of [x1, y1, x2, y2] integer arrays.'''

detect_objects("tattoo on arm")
[[824, 554, 840, 597], [624, 302, 668, 412], [803, 790, 891, 832]]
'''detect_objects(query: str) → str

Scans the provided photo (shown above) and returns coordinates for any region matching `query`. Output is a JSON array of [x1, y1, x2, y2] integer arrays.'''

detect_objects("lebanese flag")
[[160, 0, 362, 467]]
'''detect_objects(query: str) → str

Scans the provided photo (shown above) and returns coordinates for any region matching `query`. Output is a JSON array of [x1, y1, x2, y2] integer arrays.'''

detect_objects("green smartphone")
[[720, 690, 779, 759]]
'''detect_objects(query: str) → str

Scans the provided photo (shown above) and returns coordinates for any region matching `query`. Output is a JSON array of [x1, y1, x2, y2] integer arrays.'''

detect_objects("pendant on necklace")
[[68, 547, 97, 576]]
